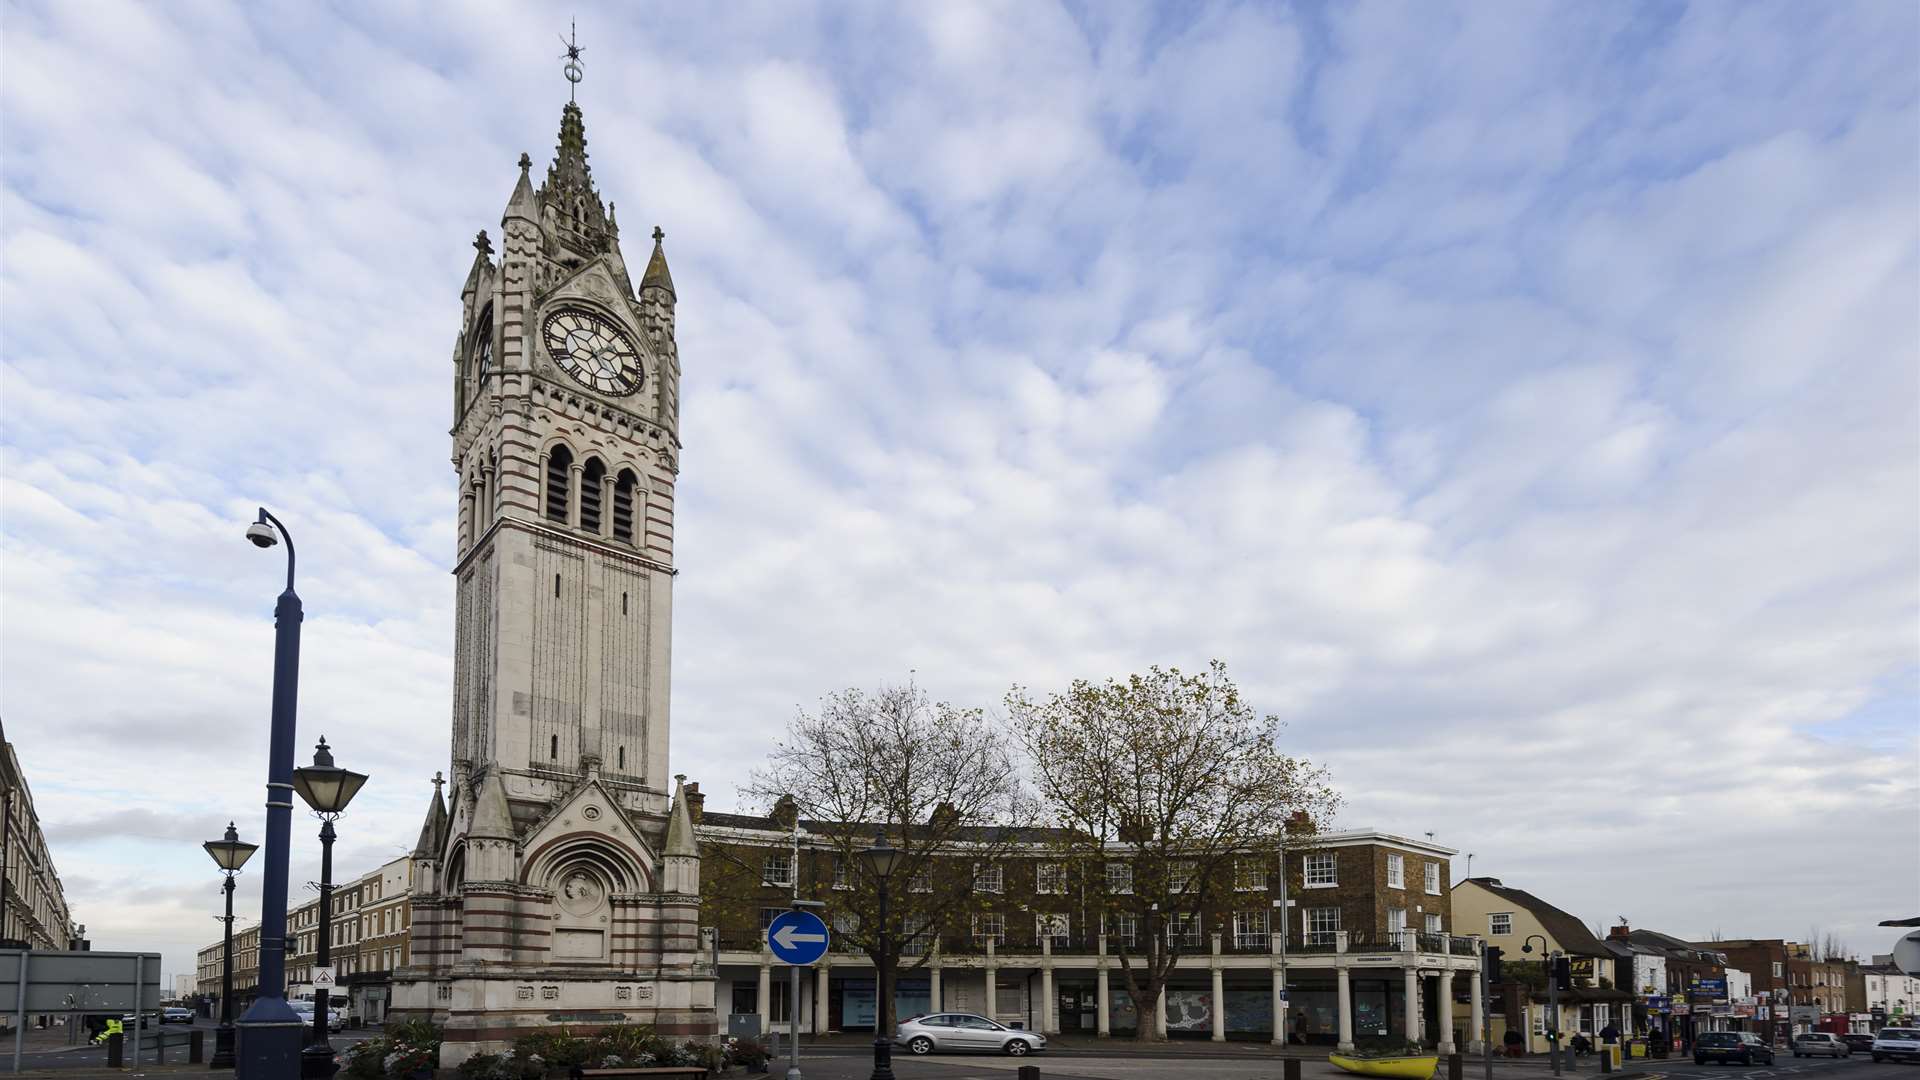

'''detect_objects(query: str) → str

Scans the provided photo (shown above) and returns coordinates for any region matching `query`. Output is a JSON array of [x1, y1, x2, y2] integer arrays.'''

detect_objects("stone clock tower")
[[390, 93, 714, 1063]]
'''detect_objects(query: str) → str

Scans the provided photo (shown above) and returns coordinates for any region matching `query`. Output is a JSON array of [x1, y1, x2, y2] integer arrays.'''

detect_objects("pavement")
[[0, 1015, 382, 1075]]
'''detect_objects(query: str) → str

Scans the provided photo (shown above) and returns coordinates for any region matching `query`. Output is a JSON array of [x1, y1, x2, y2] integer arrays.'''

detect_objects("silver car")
[[1792, 1032, 1849, 1058], [895, 1013, 1047, 1056]]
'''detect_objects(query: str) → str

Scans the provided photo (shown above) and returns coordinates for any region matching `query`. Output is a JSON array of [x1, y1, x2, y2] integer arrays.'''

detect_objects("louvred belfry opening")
[[613, 470, 636, 543], [545, 444, 572, 523]]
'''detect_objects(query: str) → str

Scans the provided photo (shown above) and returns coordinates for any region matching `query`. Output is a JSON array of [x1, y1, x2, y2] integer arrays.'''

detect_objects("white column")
[[1041, 966, 1056, 1034], [757, 963, 771, 1033], [1438, 973, 1457, 1054], [1406, 968, 1422, 1045], [929, 961, 942, 1013], [985, 939, 998, 1022], [1211, 967, 1227, 1042], [599, 472, 615, 538], [1096, 960, 1111, 1037], [567, 463, 583, 527], [1272, 966, 1288, 1046], [1470, 965, 1486, 1052], [816, 962, 830, 1034], [1337, 965, 1355, 1052]]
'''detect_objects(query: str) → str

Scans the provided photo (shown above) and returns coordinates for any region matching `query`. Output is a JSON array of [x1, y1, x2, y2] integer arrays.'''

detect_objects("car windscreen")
[[1698, 1034, 1740, 1046], [1882, 1029, 1920, 1038]]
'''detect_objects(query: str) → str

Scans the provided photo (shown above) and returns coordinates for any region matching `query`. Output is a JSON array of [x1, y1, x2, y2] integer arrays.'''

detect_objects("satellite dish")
[[1894, 930, 1920, 976]]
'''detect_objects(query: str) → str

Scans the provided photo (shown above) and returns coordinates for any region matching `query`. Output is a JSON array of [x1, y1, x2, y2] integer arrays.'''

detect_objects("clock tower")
[[390, 89, 714, 1062]]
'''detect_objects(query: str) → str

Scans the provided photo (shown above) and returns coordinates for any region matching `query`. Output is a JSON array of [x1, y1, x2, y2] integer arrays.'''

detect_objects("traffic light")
[[1553, 955, 1573, 991], [1485, 946, 1503, 983]]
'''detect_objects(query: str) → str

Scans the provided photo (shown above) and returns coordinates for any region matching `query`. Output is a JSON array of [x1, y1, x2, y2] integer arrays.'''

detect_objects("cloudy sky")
[[2, 1, 1915, 987]]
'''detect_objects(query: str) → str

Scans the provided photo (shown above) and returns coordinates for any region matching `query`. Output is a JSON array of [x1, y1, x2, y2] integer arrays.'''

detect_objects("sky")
[[1, 1, 1915, 988]]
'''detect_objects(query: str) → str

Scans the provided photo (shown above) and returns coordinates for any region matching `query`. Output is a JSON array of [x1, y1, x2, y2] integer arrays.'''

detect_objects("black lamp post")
[[236, 508, 307, 1079], [292, 737, 368, 1079], [203, 823, 259, 1070], [861, 832, 902, 1080]]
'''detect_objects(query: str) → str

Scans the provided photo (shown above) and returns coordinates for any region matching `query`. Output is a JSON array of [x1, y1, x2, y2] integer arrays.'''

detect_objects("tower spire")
[[641, 226, 675, 297], [538, 101, 611, 255]]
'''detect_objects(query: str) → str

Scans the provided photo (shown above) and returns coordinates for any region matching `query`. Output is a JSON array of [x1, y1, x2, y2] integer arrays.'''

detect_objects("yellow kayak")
[[1329, 1053, 1440, 1079]]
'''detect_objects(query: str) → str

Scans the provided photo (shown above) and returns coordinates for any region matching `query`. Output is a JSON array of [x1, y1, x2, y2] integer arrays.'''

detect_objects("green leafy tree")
[[1007, 661, 1338, 1041]]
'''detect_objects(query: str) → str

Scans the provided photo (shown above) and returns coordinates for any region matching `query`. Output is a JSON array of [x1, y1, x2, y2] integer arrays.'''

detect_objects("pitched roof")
[[1464, 877, 1609, 957]]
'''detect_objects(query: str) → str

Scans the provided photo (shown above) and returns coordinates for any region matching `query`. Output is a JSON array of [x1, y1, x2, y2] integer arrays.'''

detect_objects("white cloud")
[[2, 0, 1914, 981]]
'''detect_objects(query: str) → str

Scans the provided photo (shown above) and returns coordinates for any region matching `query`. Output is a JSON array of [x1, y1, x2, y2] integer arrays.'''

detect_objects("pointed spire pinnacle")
[[666, 774, 699, 857], [469, 771, 515, 840], [503, 152, 539, 225], [412, 772, 449, 859], [640, 225, 675, 297], [539, 102, 610, 254]]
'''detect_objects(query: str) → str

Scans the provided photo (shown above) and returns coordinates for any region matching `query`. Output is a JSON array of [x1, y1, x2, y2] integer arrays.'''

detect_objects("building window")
[[1387, 853, 1405, 889], [580, 457, 606, 532], [832, 857, 851, 891], [1304, 853, 1337, 887], [758, 908, 784, 932], [549, 734, 558, 760], [1425, 862, 1441, 895], [1772, 962, 1783, 978], [1235, 857, 1266, 891], [1105, 862, 1133, 895], [973, 863, 1003, 894], [544, 444, 572, 523], [908, 865, 932, 893], [613, 470, 639, 543], [1425, 912, 1442, 934], [1166, 913, 1203, 949], [1035, 863, 1065, 895], [900, 914, 929, 956], [1233, 909, 1271, 949], [1103, 913, 1138, 948], [617, 746, 625, 769], [1037, 914, 1070, 948], [972, 912, 1005, 946], [833, 911, 861, 951], [761, 854, 793, 888], [1306, 906, 1341, 946], [1489, 912, 1513, 936], [1389, 907, 1407, 938], [1168, 860, 1196, 894]]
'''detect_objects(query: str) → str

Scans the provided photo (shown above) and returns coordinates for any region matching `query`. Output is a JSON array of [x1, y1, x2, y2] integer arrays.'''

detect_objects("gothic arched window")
[[544, 444, 573, 524], [580, 458, 606, 534], [613, 469, 638, 544], [472, 305, 494, 384]]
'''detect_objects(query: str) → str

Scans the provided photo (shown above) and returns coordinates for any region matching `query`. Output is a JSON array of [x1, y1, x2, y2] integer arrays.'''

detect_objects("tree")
[[738, 682, 1033, 1035], [1007, 661, 1339, 1041]]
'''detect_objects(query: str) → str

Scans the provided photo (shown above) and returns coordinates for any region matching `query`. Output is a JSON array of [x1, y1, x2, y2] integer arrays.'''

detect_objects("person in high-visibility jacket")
[[94, 1017, 123, 1044]]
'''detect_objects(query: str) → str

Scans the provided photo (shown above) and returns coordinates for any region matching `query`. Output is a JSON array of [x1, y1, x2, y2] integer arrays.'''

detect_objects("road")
[[5, 1015, 383, 1072]]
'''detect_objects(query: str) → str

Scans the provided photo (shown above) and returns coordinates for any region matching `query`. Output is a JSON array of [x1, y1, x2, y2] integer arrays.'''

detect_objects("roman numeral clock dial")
[[542, 306, 642, 396]]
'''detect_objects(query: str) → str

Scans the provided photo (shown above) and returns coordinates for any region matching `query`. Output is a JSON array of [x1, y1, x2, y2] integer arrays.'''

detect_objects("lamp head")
[[292, 736, 369, 815], [203, 822, 259, 873], [1523, 943, 1534, 954], [245, 521, 277, 548], [862, 830, 902, 878]]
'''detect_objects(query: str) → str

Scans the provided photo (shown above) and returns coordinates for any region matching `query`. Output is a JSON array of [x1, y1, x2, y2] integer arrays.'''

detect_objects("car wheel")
[[1005, 1039, 1031, 1056], [908, 1037, 934, 1056], [1695, 1057, 1706, 1066]]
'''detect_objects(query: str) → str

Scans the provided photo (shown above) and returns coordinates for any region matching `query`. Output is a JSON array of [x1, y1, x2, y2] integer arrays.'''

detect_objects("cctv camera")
[[245, 522, 278, 548]]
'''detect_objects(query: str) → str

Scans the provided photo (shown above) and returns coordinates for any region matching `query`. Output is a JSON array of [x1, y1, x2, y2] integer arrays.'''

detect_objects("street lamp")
[[235, 507, 307, 1079], [293, 737, 367, 1079], [861, 832, 902, 1080], [1523, 935, 1561, 1076], [203, 823, 259, 1069]]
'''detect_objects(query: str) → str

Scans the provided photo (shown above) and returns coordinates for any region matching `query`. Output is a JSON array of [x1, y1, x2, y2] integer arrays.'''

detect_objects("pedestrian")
[[1600, 1021, 1620, 1045]]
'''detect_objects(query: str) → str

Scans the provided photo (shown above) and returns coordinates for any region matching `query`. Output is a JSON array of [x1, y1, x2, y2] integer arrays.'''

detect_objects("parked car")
[[894, 1013, 1047, 1056], [1874, 1026, 1920, 1063], [161, 1007, 195, 1025], [1792, 1032, 1850, 1058], [1694, 1031, 1775, 1066], [1839, 1033, 1875, 1054]]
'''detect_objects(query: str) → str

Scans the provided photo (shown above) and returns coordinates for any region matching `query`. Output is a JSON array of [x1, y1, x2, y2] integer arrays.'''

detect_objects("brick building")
[[1699, 939, 1789, 1043], [700, 808, 1481, 1052]]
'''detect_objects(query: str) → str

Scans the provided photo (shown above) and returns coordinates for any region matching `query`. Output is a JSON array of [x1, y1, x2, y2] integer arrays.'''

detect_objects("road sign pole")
[[789, 963, 801, 1080]]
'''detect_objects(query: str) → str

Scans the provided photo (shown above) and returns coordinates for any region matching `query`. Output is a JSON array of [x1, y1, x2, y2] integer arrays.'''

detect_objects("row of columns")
[[748, 948, 1487, 1052]]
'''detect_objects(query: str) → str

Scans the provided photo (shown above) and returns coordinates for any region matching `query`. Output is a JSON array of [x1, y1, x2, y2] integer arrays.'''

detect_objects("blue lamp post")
[[235, 508, 308, 1077]]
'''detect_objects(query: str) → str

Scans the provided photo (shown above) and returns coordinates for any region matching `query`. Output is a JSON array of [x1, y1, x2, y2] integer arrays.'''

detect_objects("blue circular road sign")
[[766, 910, 830, 966]]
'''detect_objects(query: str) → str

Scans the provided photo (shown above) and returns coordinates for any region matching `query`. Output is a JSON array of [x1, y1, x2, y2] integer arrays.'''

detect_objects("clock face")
[[542, 307, 642, 396]]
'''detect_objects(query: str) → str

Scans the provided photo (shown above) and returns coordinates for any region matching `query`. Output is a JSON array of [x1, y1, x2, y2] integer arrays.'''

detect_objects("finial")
[[518, 152, 532, 173], [559, 19, 585, 102], [652, 225, 665, 243], [473, 230, 493, 256], [432, 770, 445, 793]]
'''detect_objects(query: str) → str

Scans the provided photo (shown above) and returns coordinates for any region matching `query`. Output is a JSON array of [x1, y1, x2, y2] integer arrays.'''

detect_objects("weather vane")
[[559, 19, 585, 101]]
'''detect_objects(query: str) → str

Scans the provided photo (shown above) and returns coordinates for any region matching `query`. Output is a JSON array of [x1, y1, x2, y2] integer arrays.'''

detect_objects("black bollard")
[[1018, 1066, 1040, 1080], [1450, 1052, 1464, 1080], [1286, 1059, 1303, 1080], [105, 1032, 123, 1069], [191, 1028, 206, 1064]]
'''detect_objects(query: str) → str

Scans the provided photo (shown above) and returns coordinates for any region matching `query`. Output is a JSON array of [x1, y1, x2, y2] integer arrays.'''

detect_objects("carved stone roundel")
[[558, 870, 604, 917], [582, 805, 601, 821]]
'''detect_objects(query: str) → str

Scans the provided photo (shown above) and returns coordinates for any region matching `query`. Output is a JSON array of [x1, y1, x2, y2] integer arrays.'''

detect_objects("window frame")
[[761, 853, 794, 888], [1165, 912, 1203, 949], [1305, 906, 1342, 946], [1036, 913, 1070, 948], [1234, 857, 1266, 892], [972, 863, 1003, 894], [1233, 908, 1271, 949], [1303, 852, 1337, 888], [1387, 853, 1405, 890], [1489, 912, 1513, 936], [971, 912, 1006, 947], [1424, 861, 1441, 895], [1035, 862, 1066, 895], [1105, 861, 1134, 896]]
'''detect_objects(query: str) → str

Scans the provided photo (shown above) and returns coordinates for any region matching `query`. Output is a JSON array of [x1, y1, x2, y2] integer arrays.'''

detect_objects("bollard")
[[1600, 1046, 1613, 1073], [105, 1032, 123, 1069], [1450, 1052, 1464, 1080], [1286, 1058, 1303, 1080], [191, 1028, 205, 1064], [1017, 1066, 1040, 1080]]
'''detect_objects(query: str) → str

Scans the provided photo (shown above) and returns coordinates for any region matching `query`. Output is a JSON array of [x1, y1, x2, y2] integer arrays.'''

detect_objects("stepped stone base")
[[390, 965, 717, 1067]]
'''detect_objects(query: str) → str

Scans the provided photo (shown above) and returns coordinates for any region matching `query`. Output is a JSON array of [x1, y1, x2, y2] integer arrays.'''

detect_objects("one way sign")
[[766, 910, 830, 966]]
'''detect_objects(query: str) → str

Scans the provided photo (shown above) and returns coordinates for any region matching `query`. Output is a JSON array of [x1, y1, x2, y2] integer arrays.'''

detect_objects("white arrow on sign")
[[772, 925, 827, 950]]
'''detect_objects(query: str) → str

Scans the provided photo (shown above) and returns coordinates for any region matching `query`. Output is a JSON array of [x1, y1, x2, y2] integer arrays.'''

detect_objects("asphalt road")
[[1642, 1051, 1907, 1080], [4, 1015, 384, 1073]]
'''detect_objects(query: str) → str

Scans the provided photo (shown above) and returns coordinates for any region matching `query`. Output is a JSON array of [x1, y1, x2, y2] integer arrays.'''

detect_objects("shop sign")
[[1693, 978, 1727, 995], [1755, 1007, 1770, 1021], [1571, 958, 1597, 981]]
